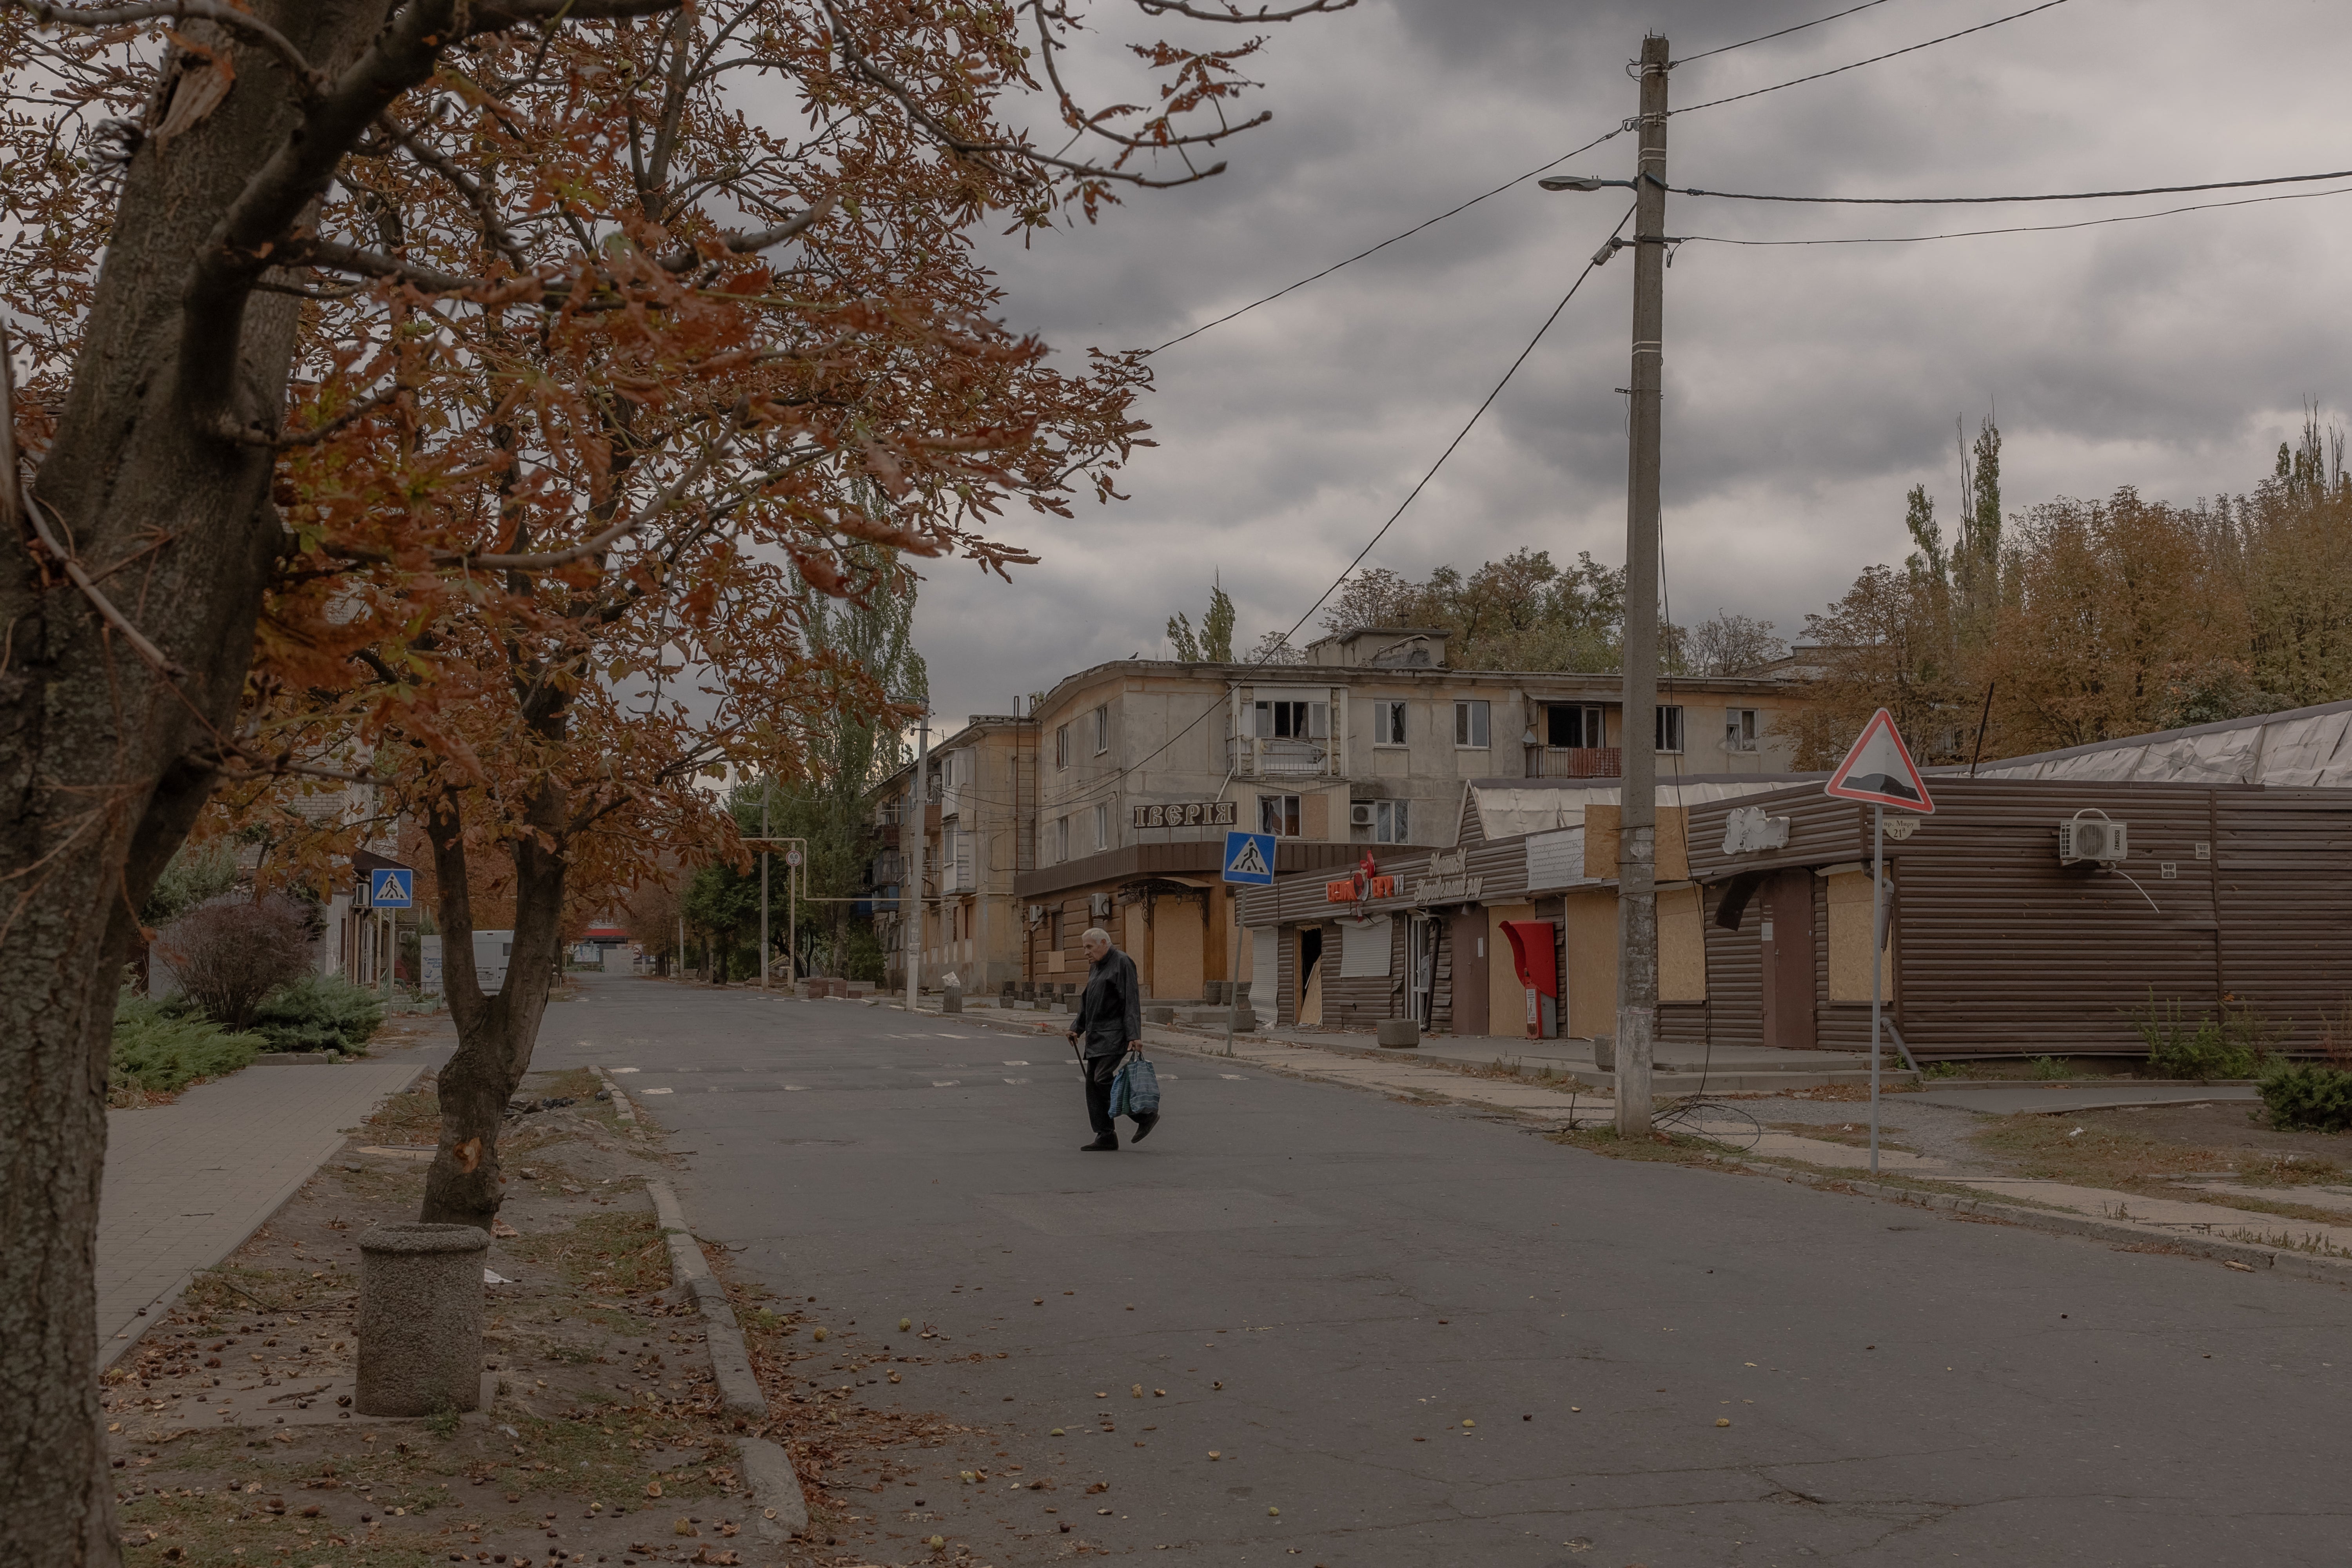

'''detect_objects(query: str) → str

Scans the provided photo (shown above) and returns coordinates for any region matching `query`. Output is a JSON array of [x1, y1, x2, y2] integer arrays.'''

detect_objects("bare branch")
[[380, 114, 530, 269], [1136, 0, 1356, 17], [22, 491, 187, 680], [4, 0, 324, 95], [239, 385, 404, 449]]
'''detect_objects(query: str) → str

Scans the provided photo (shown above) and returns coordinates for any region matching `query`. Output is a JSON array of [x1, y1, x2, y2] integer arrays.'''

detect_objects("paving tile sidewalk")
[[96, 1054, 437, 1368]]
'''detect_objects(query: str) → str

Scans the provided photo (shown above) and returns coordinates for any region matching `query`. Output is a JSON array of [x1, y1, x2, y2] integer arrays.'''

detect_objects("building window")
[[1259, 793, 1302, 837], [1055, 815, 1070, 861], [1374, 799, 1411, 844], [1454, 700, 1490, 748], [1092, 802, 1109, 851], [1253, 700, 1328, 739], [1725, 707, 1759, 753], [1055, 724, 1070, 769], [1091, 704, 1109, 755], [1547, 704, 1604, 749], [1375, 700, 1407, 746], [1656, 704, 1685, 753]]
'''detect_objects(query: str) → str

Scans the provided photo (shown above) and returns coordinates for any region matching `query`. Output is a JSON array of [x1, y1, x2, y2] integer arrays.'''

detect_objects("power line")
[[1672, 0, 2074, 116], [1044, 207, 1636, 813], [1678, 181, 2352, 245], [1142, 125, 1629, 358], [1672, 164, 2352, 206], [1672, 0, 1901, 67]]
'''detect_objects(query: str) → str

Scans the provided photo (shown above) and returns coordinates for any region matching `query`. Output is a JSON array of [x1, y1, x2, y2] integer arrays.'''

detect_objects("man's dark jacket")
[[1073, 945, 1143, 1057]]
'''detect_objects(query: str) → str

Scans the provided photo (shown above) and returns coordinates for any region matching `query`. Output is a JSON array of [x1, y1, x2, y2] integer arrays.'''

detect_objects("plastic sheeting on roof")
[[1958, 700, 2352, 789], [1471, 777, 1802, 841]]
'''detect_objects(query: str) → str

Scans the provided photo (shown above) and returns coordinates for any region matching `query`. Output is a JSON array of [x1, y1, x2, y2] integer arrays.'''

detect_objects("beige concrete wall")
[[1563, 890, 1618, 1039], [1485, 902, 1537, 1036]]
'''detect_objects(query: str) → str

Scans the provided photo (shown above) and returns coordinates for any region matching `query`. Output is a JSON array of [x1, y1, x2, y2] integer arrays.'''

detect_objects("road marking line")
[[932, 1081, 960, 1087], [1220, 1074, 1247, 1080], [610, 1067, 641, 1074], [1003, 1060, 1029, 1066], [639, 1087, 675, 1094], [1004, 1078, 1030, 1085]]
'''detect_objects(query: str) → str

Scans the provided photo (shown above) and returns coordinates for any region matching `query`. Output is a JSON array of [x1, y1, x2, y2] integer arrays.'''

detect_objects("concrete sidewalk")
[[97, 1054, 434, 1367]]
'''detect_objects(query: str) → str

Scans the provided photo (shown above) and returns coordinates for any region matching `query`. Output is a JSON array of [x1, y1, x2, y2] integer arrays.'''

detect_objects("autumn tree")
[[1321, 548, 1626, 670], [1167, 574, 1237, 662], [0, 2, 1343, 1559]]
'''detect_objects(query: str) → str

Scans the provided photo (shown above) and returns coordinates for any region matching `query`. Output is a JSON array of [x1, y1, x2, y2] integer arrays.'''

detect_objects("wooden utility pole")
[[1615, 33, 1670, 1137]]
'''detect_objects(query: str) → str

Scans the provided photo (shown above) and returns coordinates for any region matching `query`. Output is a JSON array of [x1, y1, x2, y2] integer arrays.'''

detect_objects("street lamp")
[[1536, 174, 1633, 192]]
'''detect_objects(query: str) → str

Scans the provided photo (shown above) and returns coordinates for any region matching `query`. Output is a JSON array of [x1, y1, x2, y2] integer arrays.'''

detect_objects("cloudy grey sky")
[[912, 0, 2352, 726]]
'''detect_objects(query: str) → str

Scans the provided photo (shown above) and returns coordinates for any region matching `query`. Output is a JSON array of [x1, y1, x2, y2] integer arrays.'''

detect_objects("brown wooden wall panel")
[[2214, 792, 2352, 1049]]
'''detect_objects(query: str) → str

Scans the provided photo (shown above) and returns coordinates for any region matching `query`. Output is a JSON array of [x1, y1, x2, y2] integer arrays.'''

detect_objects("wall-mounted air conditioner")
[[1089, 892, 1112, 919], [1348, 803, 1377, 828], [2058, 814, 2129, 865]]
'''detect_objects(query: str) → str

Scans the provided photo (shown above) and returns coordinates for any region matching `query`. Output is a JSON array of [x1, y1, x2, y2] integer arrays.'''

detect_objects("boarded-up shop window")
[[1338, 915, 1394, 977], [1660, 886, 1706, 1002], [1825, 869, 1882, 1003]]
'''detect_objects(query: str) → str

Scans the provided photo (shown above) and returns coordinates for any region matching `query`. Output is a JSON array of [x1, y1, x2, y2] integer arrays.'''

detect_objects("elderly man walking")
[[1068, 926, 1158, 1151]]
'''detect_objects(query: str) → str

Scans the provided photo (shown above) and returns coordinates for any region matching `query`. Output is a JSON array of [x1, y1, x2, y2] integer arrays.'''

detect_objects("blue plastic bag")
[[1109, 1054, 1161, 1119]]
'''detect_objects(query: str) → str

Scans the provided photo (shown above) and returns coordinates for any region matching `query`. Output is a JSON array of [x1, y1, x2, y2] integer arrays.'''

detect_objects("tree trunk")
[[418, 778, 572, 1230], [0, 10, 398, 1564]]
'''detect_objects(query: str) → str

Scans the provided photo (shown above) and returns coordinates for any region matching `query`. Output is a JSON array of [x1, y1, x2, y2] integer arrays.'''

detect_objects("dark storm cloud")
[[909, 0, 2352, 725]]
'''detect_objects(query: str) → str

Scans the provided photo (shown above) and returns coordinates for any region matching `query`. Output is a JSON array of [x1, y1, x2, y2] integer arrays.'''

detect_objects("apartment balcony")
[[1531, 746, 1622, 779], [1229, 736, 1338, 778]]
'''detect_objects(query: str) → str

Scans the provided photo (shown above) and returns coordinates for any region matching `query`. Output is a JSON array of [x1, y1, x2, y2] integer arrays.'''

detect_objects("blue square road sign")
[[1221, 831, 1276, 886], [369, 868, 414, 909]]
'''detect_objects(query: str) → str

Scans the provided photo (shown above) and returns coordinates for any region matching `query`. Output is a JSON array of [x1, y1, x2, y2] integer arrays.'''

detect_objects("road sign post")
[[1221, 830, 1277, 1056], [1823, 709, 1936, 1173]]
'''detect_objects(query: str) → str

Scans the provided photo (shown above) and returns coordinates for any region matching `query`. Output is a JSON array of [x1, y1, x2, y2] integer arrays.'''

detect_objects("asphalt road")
[[535, 975, 2352, 1567]]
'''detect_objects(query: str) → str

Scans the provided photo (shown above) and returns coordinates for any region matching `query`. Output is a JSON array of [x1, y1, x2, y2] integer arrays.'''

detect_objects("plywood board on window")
[[1659, 885, 1707, 1002], [1154, 901, 1205, 999], [1301, 791, 1329, 840], [1563, 890, 1617, 1039], [1824, 869, 1879, 1003], [1581, 805, 1689, 882]]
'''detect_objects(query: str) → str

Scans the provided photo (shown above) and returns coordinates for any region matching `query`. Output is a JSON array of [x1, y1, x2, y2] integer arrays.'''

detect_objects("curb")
[[1730, 1160, 2352, 1285], [643, 1178, 809, 1542], [1134, 1032, 2352, 1289]]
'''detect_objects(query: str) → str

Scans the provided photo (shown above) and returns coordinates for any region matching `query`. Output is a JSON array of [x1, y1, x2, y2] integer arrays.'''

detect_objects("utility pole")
[[905, 713, 929, 1010], [1615, 32, 1670, 1138]]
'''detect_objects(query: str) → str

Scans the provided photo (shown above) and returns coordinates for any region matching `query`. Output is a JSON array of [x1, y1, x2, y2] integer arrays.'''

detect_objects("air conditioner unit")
[[1089, 892, 1113, 919], [2058, 816, 2129, 865], [1348, 803, 1377, 828], [1026, 903, 1044, 927]]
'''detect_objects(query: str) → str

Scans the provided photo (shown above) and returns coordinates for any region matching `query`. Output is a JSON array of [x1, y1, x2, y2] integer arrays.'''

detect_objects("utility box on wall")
[[1501, 919, 1559, 1039]]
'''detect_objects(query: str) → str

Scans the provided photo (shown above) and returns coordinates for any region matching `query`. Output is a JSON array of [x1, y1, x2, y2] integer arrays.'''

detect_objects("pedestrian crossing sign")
[[368, 867, 415, 908], [1222, 830, 1276, 886]]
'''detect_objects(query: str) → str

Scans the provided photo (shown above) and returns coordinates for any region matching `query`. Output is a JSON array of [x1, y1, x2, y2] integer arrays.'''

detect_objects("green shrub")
[[2128, 992, 2278, 1081], [2028, 1054, 2070, 1081], [252, 974, 385, 1054], [111, 993, 267, 1096], [2260, 1063, 2352, 1132]]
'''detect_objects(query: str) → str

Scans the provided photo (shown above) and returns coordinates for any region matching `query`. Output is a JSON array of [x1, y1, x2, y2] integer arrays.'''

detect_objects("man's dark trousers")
[[1082, 1053, 1125, 1142]]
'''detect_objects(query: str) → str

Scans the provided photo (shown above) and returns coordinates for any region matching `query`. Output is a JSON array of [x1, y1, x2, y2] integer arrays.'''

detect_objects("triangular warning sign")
[[1824, 708, 1935, 813], [1226, 836, 1271, 878]]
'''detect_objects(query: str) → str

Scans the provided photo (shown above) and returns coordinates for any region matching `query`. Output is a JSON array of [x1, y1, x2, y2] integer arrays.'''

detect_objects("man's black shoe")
[[1081, 1137, 1119, 1152], [1130, 1112, 1159, 1144]]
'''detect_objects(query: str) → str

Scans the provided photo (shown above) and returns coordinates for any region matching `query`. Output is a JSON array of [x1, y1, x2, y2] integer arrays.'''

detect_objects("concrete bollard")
[[1592, 1034, 1615, 1073], [356, 1222, 488, 1416], [1377, 1018, 1420, 1049]]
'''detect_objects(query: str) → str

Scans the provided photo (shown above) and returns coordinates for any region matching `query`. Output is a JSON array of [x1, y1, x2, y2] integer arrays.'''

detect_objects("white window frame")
[[1374, 799, 1410, 844], [1055, 815, 1070, 861], [1259, 793, 1302, 837], [1453, 699, 1491, 749], [1091, 704, 1109, 755], [1656, 704, 1685, 754], [1725, 707, 1760, 753], [1547, 703, 1604, 749], [1374, 699, 1407, 747], [1055, 724, 1070, 770], [1092, 802, 1109, 851], [1253, 700, 1328, 740]]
